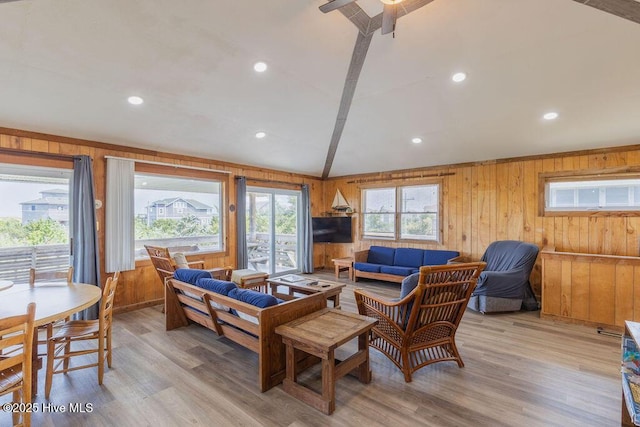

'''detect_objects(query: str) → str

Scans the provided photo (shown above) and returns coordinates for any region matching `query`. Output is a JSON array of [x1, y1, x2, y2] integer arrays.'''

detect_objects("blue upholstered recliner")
[[466, 240, 539, 313]]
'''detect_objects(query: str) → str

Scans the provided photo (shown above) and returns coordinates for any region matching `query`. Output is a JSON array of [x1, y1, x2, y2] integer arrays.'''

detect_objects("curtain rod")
[[104, 155, 231, 174], [245, 176, 305, 187], [347, 171, 455, 184], [0, 147, 76, 162]]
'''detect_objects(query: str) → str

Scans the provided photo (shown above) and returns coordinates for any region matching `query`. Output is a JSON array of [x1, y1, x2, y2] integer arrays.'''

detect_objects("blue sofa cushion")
[[354, 262, 383, 273], [411, 268, 420, 274], [423, 250, 459, 266], [174, 268, 212, 285], [195, 278, 237, 295], [393, 248, 425, 268], [380, 265, 415, 277], [228, 288, 279, 308], [400, 272, 421, 299], [367, 246, 396, 266]]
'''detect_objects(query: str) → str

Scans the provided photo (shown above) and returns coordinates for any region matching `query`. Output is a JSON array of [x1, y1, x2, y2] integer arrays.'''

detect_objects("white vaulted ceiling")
[[0, 0, 639, 177]]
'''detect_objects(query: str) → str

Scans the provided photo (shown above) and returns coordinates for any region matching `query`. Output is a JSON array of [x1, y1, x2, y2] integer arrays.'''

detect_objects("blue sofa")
[[353, 246, 461, 283]]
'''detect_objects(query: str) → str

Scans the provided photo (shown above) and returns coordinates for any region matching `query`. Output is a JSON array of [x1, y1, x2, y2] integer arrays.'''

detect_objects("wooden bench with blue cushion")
[[353, 246, 462, 284], [165, 269, 327, 392]]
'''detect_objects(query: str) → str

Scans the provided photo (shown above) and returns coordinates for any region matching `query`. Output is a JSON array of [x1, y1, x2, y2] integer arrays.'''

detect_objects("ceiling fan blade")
[[381, 4, 397, 34], [319, 0, 356, 13]]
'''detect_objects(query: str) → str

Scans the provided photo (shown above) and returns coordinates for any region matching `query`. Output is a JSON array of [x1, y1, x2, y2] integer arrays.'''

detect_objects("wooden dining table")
[[1, 282, 102, 394]]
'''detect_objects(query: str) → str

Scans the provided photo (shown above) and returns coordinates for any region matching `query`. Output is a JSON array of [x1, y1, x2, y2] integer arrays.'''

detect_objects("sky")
[[0, 181, 64, 218]]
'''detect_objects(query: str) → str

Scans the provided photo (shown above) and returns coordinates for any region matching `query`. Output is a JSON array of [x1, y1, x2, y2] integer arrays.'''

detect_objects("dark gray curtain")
[[236, 176, 248, 269], [301, 184, 314, 273], [72, 155, 101, 320]]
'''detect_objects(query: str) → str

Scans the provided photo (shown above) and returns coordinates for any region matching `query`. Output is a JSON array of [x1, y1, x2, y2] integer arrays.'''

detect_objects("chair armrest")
[[187, 260, 205, 269], [354, 288, 407, 307], [447, 255, 470, 264], [354, 287, 415, 331], [354, 250, 369, 263]]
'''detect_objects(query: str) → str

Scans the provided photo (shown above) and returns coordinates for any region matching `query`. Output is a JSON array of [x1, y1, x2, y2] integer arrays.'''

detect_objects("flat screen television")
[[312, 216, 352, 243]]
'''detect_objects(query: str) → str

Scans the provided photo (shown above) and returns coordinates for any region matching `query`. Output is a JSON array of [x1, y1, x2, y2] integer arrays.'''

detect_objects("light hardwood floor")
[[1, 271, 622, 426]]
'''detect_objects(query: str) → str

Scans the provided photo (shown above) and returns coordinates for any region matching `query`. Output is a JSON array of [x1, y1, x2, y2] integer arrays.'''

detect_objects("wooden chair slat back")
[[29, 266, 73, 287], [409, 262, 486, 332], [0, 302, 35, 393], [145, 245, 176, 284], [100, 272, 120, 330]]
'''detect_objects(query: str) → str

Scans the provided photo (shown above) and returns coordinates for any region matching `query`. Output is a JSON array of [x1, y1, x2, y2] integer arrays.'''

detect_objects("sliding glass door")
[[246, 187, 301, 276]]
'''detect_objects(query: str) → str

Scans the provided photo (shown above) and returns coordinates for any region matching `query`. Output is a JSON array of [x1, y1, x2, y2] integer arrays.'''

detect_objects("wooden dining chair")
[[0, 302, 36, 427], [44, 272, 120, 399], [354, 262, 485, 382], [29, 266, 73, 357]]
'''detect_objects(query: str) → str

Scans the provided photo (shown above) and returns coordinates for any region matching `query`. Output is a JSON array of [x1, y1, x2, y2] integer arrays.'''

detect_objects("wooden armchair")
[[354, 262, 486, 382], [144, 245, 230, 285]]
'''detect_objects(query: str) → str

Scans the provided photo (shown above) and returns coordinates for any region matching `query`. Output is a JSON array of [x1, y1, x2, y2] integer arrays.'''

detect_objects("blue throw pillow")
[[174, 268, 212, 285], [228, 288, 279, 308], [400, 273, 420, 299], [195, 278, 237, 296]]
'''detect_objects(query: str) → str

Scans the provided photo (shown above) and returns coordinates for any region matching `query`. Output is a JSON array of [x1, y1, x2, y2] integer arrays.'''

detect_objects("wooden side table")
[[331, 257, 353, 280], [275, 308, 378, 415]]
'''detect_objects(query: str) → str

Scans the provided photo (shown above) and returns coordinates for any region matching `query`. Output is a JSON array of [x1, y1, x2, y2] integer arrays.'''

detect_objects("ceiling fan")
[[319, 0, 401, 35]]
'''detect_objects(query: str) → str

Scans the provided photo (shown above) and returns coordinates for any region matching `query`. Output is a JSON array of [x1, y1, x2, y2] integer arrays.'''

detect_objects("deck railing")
[[0, 243, 70, 284]]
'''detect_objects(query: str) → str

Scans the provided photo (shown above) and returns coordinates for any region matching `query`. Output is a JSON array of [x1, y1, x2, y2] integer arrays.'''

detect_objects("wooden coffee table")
[[275, 308, 378, 415], [267, 277, 346, 308]]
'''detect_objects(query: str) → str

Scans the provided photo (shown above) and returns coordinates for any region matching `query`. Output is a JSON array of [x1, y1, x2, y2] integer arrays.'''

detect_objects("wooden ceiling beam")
[[322, 32, 374, 179], [572, 0, 640, 25], [321, 0, 435, 177]]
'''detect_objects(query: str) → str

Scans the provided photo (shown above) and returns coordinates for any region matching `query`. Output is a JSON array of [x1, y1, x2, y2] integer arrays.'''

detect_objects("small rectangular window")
[[542, 172, 640, 215]]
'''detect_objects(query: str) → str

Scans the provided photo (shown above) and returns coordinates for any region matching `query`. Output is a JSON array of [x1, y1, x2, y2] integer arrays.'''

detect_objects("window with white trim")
[[544, 175, 640, 214], [362, 183, 440, 241], [134, 173, 223, 257]]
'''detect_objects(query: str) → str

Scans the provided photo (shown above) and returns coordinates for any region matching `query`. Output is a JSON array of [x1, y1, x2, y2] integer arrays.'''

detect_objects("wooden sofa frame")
[[165, 278, 327, 392], [353, 249, 464, 283]]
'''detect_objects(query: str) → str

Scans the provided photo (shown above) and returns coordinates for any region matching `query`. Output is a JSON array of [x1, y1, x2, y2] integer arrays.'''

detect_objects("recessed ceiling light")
[[411, 137, 423, 144], [543, 112, 559, 120], [253, 62, 267, 73], [127, 96, 144, 105], [452, 72, 467, 83], [142, 182, 147, 186], [255, 131, 266, 139]]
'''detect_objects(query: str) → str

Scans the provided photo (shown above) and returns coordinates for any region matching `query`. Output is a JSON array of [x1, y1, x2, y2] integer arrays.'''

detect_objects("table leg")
[[321, 350, 336, 415], [357, 332, 372, 383], [284, 341, 297, 383]]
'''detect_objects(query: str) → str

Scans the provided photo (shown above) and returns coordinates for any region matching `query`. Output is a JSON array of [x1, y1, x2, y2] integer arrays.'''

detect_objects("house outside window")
[[362, 183, 440, 242], [134, 173, 223, 257], [0, 163, 72, 283]]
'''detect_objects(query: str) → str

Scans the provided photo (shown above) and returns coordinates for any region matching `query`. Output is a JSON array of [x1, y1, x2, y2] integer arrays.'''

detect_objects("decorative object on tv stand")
[[332, 189, 350, 212]]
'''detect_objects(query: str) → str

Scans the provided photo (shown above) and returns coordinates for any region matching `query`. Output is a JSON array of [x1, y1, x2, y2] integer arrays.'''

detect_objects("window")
[[0, 163, 72, 282], [134, 173, 223, 257], [362, 183, 440, 241], [543, 174, 640, 215]]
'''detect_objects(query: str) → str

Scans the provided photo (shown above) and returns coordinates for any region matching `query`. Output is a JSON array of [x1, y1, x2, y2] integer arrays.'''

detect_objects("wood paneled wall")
[[0, 129, 323, 312], [540, 248, 640, 329], [320, 148, 640, 297], [4, 126, 640, 310]]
